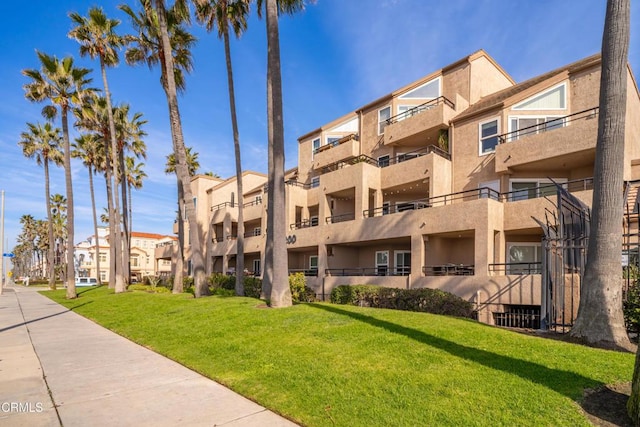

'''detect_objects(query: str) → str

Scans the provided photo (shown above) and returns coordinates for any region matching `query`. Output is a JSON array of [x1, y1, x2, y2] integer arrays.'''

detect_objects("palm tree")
[[194, 0, 250, 296], [71, 133, 105, 285], [22, 52, 94, 298], [124, 156, 147, 256], [50, 193, 68, 282], [122, 0, 209, 297], [166, 147, 199, 293], [18, 121, 63, 289], [18, 214, 37, 278], [69, 6, 127, 293], [257, 0, 305, 306]]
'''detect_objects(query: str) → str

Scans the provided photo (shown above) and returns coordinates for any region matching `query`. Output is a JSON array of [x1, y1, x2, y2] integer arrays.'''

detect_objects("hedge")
[[330, 285, 474, 318]]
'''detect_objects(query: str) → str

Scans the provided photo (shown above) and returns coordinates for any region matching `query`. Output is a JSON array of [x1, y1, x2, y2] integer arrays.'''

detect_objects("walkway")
[[0, 285, 298, 427]]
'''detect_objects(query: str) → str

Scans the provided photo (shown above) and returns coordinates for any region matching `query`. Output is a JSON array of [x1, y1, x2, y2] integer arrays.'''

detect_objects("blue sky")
[[0, 0, 638, 253]]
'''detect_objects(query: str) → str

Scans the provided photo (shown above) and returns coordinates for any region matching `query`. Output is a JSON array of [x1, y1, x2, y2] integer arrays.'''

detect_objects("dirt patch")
[[581, 383, 633, 427]]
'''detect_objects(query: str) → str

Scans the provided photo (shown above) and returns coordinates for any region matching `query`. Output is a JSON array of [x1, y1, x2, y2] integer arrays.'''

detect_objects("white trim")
[[478, 117, 501, 156], [512, 82, 567, 111], [378, 105, 391, 135], [311, 137, 321, 159], [375, 250, 389, 275]]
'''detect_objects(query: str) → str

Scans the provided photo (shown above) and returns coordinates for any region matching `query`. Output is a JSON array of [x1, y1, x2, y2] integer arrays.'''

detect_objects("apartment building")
[[183, 50, 640, 325], [77, 228, 177, 281]]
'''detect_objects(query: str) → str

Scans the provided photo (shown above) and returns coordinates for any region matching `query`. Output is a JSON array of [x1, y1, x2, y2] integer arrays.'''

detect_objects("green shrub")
[[244, 277, 262, 298], [288, 272, 317, 303], [183, 276, 194, 291], [208, 273, 235, 291], [624, 265, 640, 337], [330, 285, 474, 318]]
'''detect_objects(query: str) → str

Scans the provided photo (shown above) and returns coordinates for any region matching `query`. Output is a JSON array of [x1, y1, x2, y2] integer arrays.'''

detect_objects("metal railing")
[[488, 262, 542, 274], [290, 218, 319, 230], [500, 177, 594, 202], [326, 267, 395, 276], [493, 307, 541, 329], [363, 187, 500, 218], [288, 268, 318, 277], [497, 107, 598, 144], [379, 145, 451, 167], [243, 230, 262, 238], [211, 201, 235, 212], [318, 154, 379, 174], [243, 198, 263, 208], [326, 212, 355, 224], [423, 264, 475, 276], [313, 133, 359, 155], [285, 179, 313, 189], [385, 96, 455, 126]]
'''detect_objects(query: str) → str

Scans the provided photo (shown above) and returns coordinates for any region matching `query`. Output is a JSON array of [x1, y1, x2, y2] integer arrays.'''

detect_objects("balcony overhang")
[[384, 101, 455, 147], [312, 134, 359, 170]]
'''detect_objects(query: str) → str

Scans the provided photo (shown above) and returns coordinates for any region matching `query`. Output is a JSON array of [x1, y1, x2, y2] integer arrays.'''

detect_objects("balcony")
[[423, 264, 475, 276], [383, 97, 455, 147], [326, 212, 355, 224], [495, 108, 598, 174], [488, 262, 542, 275], [312, 133, 359, 171], [379, 146, 451, 191]]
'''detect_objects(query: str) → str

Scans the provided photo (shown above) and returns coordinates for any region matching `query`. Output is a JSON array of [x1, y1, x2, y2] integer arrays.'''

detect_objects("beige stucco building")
[[171, 50, 640, 325]]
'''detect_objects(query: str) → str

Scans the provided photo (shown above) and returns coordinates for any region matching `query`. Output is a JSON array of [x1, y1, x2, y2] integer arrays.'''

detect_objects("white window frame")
[[394, 250, 411, 276], [512, 82, 567, 111], [375, 250, 389, 275], [508, 115, 566, 142], [378, 106, 391, 135], [478, 117, 500, 156], [311, 137, 321, 159]]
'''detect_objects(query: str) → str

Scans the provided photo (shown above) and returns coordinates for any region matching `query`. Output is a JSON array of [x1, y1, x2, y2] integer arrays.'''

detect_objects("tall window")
[[312, 138, 320, 158], [375, 251, 389, 275], [509, 116, 565, 141], [309, 255, 318, 273], [394, 251, 411, 276], [507, 243, 542, 274], [479, 118, 499, 155], [378, 106, 391, 134], [99, 252, 107, 263]]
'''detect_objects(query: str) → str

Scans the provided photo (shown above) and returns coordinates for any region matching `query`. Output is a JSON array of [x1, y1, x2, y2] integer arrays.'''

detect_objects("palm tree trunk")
[[264, 0, 291, 307], [88, 165, 102, 286], [173, 180, 184, 293], [224, 27, 245, 296], [100, 57, 126, 293], [154, 0, 207, 297], [61, 107, 76, 298], [569, 0, 632, 350], [119, 150, 131, 283], [104, 142, 116, 288], [43, 159, 56, 290]]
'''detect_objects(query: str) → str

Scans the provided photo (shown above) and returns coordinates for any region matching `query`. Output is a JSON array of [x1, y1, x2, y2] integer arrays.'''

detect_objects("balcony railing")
[[497, 107, 598, 144], [290, 218, 319, 230], [385, 96, 455, 126], [243, 198, 263, 208], [500, 177, 594, 202], [312, 133, 359, 155], [379, 145, 451, 167], [326, 267, 400, 276], [211, 201, 236, 212], [285, 179, 313, 189], [318, 154, 379, 174], [243, 230, 262, 238], [364, 187, 500, 218], [288, 268, 318, 277], [488, 262, 542, 274], [423, 264, 475, 276], [326, 212, 355, 224]]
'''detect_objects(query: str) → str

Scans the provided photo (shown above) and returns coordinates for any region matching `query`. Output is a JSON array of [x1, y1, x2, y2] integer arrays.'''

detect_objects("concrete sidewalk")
[[0, 285, 298, 427]]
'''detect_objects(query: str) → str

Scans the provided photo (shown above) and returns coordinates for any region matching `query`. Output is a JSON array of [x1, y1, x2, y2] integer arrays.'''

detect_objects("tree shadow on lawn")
[[307, 303, 608, 399]]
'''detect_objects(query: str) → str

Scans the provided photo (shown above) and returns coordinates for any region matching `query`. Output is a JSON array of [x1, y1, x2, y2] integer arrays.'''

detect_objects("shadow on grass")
[[307, 303, 604, 399]]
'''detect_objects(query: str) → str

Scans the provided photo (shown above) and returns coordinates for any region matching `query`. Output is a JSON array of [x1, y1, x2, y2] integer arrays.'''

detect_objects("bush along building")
[[170, 50, 640, 328]]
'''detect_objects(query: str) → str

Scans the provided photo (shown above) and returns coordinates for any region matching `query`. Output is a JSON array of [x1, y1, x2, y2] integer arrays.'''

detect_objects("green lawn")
[[45, 287, 633, 426]]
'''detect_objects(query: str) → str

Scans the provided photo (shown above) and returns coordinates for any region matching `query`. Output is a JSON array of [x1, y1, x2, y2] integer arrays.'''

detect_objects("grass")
[[45, 286, 634, 426]]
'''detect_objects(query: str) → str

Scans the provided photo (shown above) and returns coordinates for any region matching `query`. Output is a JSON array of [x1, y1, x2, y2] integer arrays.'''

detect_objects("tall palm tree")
[[22, 52, 94, 298], [71, 133, 105, 285], [124, 156, 147, 261], [50, 193, 68, 282], [114, 104, 147, 283], [18, 121, 63, 289], [257, 0, 305, 306], [69, 6, 127, 293], [194, 0, 250, 296], [122, 0, 209, 297], [74, 94, 119, 288], [166, 146, 199, 293]]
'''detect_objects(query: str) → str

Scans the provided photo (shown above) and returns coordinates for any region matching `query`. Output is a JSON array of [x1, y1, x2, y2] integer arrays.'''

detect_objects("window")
[[396, 201, 416, 212], [507, 243, 542, 274], [513, 83, 566, 110], [399, 77, 440, 99], [312, 138, 321, 158], [382, 202, 390, 215], [397, 152, 419, 163], [309, 256, 318, 273], [378, 106, 391, 134], [378, 155, 390, 168], [509, 116, 565, 141], [310, 216, 319, 227], [397, 104, 432, 121], [479, 180, 500, 199], [99, 252, 107, 263], [253, 259, 261, 276], [255, 195, 262, 204], [479, 118, 499, 155], [131, 255, 139, 267], [326, 136, 341, 147], [253, 227, 261, 236], [509, 179, 566, 201], [310, 177, 320, 188], [394, 251, 411, 276], [100, 270, 106, 281], [375, 251, 389, 275]]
